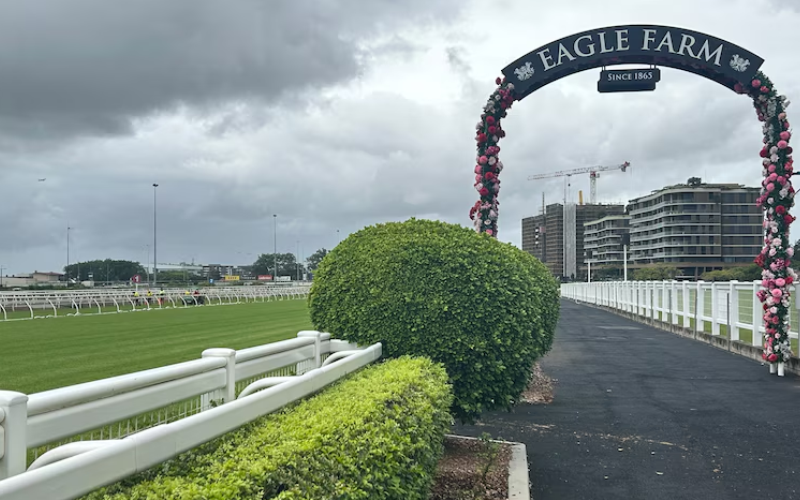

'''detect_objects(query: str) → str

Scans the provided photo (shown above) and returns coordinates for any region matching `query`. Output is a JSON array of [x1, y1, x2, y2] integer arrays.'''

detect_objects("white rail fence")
[[0, 331, 382, 499], [561, 280, 800, 349], [0, 284, 312, 322]]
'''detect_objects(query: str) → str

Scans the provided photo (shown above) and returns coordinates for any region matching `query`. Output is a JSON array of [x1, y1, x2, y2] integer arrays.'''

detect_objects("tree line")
[[61, 248, 331, 283]]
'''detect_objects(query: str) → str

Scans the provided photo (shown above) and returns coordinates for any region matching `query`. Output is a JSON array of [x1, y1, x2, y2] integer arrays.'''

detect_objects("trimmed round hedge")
[[308, 219, 560, 423]]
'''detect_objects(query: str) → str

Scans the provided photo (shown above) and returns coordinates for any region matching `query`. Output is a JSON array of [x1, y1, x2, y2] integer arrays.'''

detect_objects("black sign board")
[[598, 68, 661, 93], [502, 25, 764, 99]]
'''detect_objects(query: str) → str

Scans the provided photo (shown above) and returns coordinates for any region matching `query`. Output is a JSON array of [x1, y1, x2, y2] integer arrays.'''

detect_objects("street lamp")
[[66, 226, 72, 281], [153, 183, 159, 287], [273, 214, 278, 279], [296, 240, 300, 281]]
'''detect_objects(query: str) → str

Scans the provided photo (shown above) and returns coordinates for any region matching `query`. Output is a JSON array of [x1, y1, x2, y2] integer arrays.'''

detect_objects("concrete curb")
[[445, 434, 530, 500], [571, 299, 800, 375]]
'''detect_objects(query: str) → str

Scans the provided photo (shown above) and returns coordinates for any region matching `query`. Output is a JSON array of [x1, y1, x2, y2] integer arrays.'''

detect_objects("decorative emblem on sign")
[[730, 54, 750, 73], [514, 62, 535, 81]]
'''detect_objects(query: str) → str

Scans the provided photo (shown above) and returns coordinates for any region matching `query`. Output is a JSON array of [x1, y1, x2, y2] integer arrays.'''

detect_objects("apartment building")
[[584, 215, 631, 267], [627, 179, 761, 276], [522, 203, 625, 279]]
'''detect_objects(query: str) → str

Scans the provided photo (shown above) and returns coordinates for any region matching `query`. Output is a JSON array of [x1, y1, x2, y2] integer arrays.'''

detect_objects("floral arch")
[[469, 25, 793, 370]]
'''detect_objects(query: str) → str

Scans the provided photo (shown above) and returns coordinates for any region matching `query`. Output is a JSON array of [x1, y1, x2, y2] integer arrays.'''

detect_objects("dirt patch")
[[520, 363, 555, 404], [430, 435, 512, 500]]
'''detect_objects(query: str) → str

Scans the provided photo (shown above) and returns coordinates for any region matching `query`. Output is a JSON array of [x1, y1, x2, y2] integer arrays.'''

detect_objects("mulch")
[[430, 435, 512, 500]]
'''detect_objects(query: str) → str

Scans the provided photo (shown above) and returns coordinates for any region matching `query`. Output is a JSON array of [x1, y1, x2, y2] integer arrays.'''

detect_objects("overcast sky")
[[1, 0, 798, 274]]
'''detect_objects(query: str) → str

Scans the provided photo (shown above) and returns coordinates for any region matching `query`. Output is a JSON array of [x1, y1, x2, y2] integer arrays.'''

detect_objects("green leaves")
[[82, 357, 453, 500], [308, 219, 560, 423]]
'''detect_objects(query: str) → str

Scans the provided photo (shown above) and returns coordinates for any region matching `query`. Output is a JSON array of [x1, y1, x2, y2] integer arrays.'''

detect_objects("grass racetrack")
[[0, 300, 312, 394]]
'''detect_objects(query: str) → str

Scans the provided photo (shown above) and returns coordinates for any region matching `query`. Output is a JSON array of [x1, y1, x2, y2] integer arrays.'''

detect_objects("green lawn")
[[0, 300, 313, 394]]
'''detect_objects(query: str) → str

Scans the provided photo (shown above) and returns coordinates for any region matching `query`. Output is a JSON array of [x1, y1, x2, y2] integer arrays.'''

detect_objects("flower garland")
[[735, 71, 794, 365], [469, 76, 516, 237]]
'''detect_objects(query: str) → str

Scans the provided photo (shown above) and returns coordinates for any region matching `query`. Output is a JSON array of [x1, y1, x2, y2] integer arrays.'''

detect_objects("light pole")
[[66, 226, 72, 282], [273, 214, 278, 279], [152, 183, 159, 287], [336, 229, 340, 243], [0, 265, 4, 288], [296, 240, 300, 281]]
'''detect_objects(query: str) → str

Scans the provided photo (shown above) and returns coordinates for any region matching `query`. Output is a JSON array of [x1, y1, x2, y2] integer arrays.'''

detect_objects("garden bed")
[[431, 435, 530, 500]]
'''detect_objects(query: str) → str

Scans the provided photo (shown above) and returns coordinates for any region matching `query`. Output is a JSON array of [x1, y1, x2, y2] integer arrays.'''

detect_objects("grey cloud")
[[0, 0, 462, 143]]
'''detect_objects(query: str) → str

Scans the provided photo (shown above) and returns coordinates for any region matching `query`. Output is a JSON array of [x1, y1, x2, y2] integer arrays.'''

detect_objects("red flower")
[[776, 205, 786, 215], [486, 116, 495, 125], [768, 353, 778, 362], [495, 77, 502, 85], [784, 215, 795, 225], [479, 187, 489, 196], [485, 172, 496, 181], [787, 276, 794, 285], [760, 147, 768, 158], [488, 125, 497, 134], [476, 133, 487, 143], [761, 86, 770, 93]]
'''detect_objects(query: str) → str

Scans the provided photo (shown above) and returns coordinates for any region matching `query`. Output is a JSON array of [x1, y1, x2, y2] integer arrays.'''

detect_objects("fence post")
[[298, 330, 323, 368], [682, 281, 690, 328], [729, 281, 740, 341], [711, 282, 720, 336], [752, 280, 762, 347], [696, 281, 705, 333], [201, 348, 236, 404], [0, 391, 28, 480]]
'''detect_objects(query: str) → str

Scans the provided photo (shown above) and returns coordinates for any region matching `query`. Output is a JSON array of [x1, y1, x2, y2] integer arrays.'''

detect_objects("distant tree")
[[794, 239, 800, 261], [306, 248, 329, 271], [63, 259, 145, 282], [633, 265, 680, 281], [701, 264, 762, 282], [251, 253, 306, 279]]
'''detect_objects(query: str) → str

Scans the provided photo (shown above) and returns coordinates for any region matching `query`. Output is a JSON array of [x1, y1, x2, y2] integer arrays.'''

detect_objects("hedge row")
[[83, 356, 453, 500]]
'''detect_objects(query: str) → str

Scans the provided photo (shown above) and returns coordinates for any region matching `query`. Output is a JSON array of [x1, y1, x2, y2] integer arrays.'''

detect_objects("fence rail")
[[560, 280, 800, 350], [0, 284, 312, 321], [0, 330, 380, 500]]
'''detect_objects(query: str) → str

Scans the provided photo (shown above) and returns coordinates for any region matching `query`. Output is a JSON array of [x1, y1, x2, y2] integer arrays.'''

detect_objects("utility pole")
[[152, 183, 159, 287], [273, 214, 278, 279]]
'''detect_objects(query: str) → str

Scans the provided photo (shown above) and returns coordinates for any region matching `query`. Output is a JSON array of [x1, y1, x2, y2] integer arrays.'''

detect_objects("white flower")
[[506, 83, 515, 90], [488, 156, 497, 165]]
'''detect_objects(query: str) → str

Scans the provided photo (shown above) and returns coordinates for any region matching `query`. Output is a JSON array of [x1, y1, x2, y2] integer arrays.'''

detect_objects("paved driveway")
[[456, 299, 800, 500]]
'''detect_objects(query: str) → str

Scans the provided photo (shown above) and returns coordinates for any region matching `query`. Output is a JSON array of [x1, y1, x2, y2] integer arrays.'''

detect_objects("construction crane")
[[527, 161, 631, 204]]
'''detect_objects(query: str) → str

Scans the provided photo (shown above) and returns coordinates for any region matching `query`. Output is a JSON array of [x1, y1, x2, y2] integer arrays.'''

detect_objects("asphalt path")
[[456, 299, 800, 500]]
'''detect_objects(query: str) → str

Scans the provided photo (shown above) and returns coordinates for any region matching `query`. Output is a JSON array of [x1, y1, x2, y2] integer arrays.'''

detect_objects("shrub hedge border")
[[83, 356, 453, 500]]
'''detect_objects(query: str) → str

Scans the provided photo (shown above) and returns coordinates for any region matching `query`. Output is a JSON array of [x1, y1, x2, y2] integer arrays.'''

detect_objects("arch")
[[469, 25, 794, 367]]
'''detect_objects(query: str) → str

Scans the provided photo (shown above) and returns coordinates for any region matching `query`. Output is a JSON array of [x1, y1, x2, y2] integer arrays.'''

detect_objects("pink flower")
[[767, 183, 775, 192], [485, 229, 493, 235], [478, 156, 488, 165], [768, 353, 778, 362], [788, 247, 795, 257], [474, 165, 481, 174], [779, 112, 787, 121], [770, 306, 778, 314], [778, 140, 789, 149], [778, 176, 787, 185], [752, 79, 761, 88], [776, 278, 786, 287], [769, 173, 778, 181], [780, 131, 791, 141], [769, 164, 777, 173], [762, 279, 770, 287], [761, 86, 770, 94], [770, 248, 778, 257], [772, 288, 783, 298]]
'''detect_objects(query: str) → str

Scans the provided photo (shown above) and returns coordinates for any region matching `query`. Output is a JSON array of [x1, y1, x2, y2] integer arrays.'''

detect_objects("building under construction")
[[521, 203, 625, 279]]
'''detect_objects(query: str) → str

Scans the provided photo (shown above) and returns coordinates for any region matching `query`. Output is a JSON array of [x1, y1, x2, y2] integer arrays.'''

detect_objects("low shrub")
[[83, 356, 453, 500], [309, 219, 560, 423]]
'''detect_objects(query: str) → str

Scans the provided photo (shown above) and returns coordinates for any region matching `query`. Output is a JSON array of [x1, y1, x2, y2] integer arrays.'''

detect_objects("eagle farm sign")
[[502, 25, 763, 98]]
